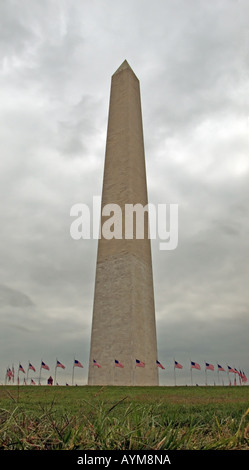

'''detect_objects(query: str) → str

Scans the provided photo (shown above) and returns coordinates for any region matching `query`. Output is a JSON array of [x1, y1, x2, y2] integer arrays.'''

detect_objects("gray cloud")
[[0, 284, 34, 308]]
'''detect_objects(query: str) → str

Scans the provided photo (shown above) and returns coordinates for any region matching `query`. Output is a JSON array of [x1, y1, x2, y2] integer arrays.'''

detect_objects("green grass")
[[0, 385, 249, 450]]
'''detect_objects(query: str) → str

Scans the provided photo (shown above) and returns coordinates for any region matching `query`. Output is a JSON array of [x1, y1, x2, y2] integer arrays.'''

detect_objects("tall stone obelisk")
[[88, 60, 158, 386]]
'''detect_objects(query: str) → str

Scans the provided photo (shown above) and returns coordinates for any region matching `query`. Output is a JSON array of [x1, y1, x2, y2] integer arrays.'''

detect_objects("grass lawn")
[[0, 385, 248, 450]]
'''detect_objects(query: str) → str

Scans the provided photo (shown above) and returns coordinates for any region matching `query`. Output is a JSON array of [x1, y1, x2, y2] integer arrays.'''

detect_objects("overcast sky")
[[0, 0, 248, 386]]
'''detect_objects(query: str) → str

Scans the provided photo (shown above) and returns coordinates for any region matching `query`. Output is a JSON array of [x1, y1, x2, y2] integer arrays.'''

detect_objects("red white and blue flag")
[[174, 360, 183, 369], [93, 359, 101, 368], [31, 379, 36, 385], [217, 364, 225, 372], [228, 365, 236, 373], [136, 359, 145, 367], [74, 359, 83, 368], [115, 359, 124, 368], [19, 364, 25, 373], [191, 361, 201, 370], [156, 360, 165, 369], [28, 362, 36, 372], [41, 361, 50, 370], [242, 371, 247, 383], [238, 370, 246, 382], [56, 360, 65, 369], [205, 362, 214, 371]]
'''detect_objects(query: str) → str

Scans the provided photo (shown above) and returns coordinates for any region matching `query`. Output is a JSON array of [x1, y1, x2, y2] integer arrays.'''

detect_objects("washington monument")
[[88, 60, 159, 386]]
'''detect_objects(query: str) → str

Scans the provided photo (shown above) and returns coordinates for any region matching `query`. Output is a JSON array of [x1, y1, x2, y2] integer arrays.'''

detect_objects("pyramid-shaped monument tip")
[[113, 60, 137, 77]]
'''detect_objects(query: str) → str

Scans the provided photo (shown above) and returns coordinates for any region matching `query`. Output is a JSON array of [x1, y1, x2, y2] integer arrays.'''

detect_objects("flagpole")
[[190, 359, 193, 386], [239, 370, 242, 386], [54, 359, 57, 386], [39, 360, 42, 385], [27, 361, 29, 384], [217, 363, 219, 385], [131, 341, 134, 386], [72, 356, 75, 386], [173, 358, 176, 386], [205, 361, 207, 386], [226, 363, 230, 386]]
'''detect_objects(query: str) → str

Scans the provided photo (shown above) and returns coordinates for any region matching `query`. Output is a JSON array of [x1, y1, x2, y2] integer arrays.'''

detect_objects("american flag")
[[19, 364, 25, 373], [93, 359, 101, 368], [174, 360, 183, 369], [74, 359, 83, 368], [228, 365, 236, 373], [217, 364, 225, 372], [31, 379, 36, 385], [41, 361, 50, 370], [156, 360, 165, 369], [28, 362, 36, 372], [242, 371, 247, 383], [191, 361, 201, 370], [115, 359, 124, 368], [56, 360, 65, 369], [205, 362, 214, 371], [136, 359, 145, 367]]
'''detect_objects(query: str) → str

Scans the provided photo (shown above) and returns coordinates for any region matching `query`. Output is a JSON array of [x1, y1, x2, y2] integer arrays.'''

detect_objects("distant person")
[[47, 376, 53, 386]]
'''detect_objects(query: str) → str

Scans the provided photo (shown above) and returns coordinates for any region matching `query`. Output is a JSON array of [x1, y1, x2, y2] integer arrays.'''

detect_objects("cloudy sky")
[[0, 0, 248, 386]]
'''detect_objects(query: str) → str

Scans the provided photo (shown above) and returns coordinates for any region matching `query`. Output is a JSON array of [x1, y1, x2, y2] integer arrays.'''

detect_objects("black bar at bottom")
[[0, 450, 246, 465]]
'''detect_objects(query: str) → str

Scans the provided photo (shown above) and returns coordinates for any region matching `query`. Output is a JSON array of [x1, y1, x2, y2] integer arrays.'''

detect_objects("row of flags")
[[95, 359, 162, 368], [6, 359, 83, 374], [4, 358, 247, 385], [188, 361, 248, 385], [90, 357, 248, 385], [94, 359, 163, 368], [190, 361, 247, 381], [5, 359, 84, 385]]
